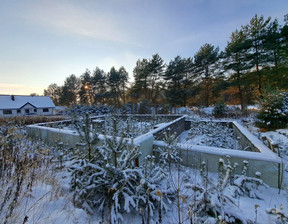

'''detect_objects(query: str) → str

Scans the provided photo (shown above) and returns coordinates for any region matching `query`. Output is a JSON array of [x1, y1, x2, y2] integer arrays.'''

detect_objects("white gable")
[[0, 95, 55, 110]]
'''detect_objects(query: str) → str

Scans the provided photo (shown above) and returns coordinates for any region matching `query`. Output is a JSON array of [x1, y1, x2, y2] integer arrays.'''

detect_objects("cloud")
[[25, 1, 131, 45]]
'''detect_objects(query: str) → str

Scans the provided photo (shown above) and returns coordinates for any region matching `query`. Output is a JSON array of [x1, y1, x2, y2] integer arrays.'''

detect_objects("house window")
[[17, 109, 21, 114], [34, 109, 37, 113], [25, 109, 30, 114], [43, 108, 49, 112], [3, 110, 12, 115]]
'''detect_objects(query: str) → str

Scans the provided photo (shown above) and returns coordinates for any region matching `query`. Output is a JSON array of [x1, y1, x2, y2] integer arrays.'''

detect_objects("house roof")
[[0, 95, 55, 110]]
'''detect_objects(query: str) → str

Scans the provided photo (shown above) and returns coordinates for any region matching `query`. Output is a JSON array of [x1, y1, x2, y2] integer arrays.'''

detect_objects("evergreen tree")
[[107, 67, 128, 107], [118, 66, 129, 104], [163, 56, 194, 107], [44, 83, 61, 106], [147, 54, 165, 104], [194, 44, 220, 106], [92, 67, 107, 104], [79, 69, 93, 105], [132, 58, 150, 100], [132, 54, 164, 104], [242, 14, 271, 96], [225, 29, 252, 112], [60, 74, 80, 106]]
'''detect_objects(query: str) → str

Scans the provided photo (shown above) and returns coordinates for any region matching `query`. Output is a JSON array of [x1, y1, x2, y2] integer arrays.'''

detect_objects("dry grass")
[[0, 115, 65, 126]]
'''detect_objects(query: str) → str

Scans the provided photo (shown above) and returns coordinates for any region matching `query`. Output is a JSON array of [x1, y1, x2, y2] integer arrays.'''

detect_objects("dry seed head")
[[155, 190, 163, 197]]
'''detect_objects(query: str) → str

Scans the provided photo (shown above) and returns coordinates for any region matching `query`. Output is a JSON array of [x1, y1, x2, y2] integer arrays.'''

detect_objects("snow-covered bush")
[[72, 112, 100, 160], [256, 90, 288, 129], [184, 158, 269, 223], [138, 100, 152, 114], [70, 116, 142, 223], [156, 129, 182, 172], [213, 101, 228, 118], [136, 155, 171, 224], [68, 104, 111, 116], [230, 160, 268, 199]]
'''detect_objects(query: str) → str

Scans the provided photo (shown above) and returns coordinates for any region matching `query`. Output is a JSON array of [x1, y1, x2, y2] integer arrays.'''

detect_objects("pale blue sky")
[[0, 0, 287, 95]]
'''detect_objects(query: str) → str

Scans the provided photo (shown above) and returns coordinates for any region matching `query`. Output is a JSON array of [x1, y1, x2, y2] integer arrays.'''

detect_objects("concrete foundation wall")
[[153, 141, 283, 189], [26, 116, 284, 188], [26, 125, 81, 147], [152, 116, 187, 140]]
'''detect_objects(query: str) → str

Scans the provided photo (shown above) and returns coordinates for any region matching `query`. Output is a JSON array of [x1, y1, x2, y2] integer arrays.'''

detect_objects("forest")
[[44, 14, 288, 112]]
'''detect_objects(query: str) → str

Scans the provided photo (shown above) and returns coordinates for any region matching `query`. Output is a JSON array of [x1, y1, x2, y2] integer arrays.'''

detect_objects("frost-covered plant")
[[231, 161, 268, 199], [70, 146, 141, 223], [256, 90, 288, 129], [72, 112, 100, 160], [185, 159, 249, 223], [213, 101, 228, 118], [266, 204, 288, 223], [136, 155, 169, 224], [70, 116, 142, 223], [0, 127, 53, 224], [157, 129, 182, 172]]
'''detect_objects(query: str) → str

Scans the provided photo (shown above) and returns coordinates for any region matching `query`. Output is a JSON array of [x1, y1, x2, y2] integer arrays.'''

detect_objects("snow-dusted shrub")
[[230, 161, 268, 199], [72, 112, 100, 160], [68, 104, 111, 116], [136, 155, 171, 224], [256, 90, 288, 129], [266, 205, 288, 223], [156, 129, 182, 172], [184, 158, 265, 223], [213, 101, 228, 118], [70, 144, 142, 223], [70, 116, 142, 223]]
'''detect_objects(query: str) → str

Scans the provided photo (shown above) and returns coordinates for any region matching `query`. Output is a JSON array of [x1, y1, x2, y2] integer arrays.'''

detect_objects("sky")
[[0, 0, 287, 95]]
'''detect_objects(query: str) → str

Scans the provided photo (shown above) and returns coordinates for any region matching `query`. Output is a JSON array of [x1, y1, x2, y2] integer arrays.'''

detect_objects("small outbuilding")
[[0, 95, 55, 116]]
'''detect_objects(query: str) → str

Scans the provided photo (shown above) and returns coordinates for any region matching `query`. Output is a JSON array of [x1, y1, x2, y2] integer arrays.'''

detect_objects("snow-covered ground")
[[0, 112, 287, 224], [177, 121, 242, 150]]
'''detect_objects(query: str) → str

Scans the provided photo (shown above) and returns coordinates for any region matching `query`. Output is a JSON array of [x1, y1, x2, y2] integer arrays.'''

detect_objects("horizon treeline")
[[44, 14, 288, 112]]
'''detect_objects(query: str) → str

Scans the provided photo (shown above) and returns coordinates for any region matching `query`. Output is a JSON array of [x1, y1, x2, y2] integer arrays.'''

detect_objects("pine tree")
[[92, 67, 107, 104], [60, 74, 80, 106], [242, 14, 271, 96], [136, 155, 167, 224], [79, 69, 93, 105], [70, 115, 142, 223], [193, 44, 220, 107], [225, 29, 253, 112], [163, 56, 193, 107]]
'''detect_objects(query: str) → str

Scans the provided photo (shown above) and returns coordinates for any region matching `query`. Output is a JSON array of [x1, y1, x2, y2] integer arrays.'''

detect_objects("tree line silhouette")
[[44, 14, 288, 112]]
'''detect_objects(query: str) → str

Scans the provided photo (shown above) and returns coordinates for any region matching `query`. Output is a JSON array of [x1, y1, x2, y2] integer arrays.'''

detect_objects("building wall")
[[0, 107, 54, 116]]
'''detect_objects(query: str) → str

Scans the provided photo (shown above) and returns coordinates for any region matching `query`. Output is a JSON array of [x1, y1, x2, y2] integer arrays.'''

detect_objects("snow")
[[1, 111, 288, 223], [0, 95, 55, 109], [155, 140, 281, 163], [232, 121, 276, 156]]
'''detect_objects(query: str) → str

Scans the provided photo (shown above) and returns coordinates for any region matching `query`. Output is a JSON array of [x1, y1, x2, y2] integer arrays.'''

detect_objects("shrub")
[[213, 101, 228, 118], [256, 90, 288, 129]]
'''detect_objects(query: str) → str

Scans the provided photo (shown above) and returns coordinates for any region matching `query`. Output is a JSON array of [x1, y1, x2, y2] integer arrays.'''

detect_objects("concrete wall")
[[1, 106, 54, 116], [151, 116, 187, 140], [26, 124, 81, 147], [153, 138, 284, 189], [26, 115, 186, 164], [26, 116, 284, 188]]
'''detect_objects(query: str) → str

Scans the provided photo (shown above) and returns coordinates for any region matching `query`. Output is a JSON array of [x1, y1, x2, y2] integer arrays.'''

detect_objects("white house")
[[0, 95, 55, 116]]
